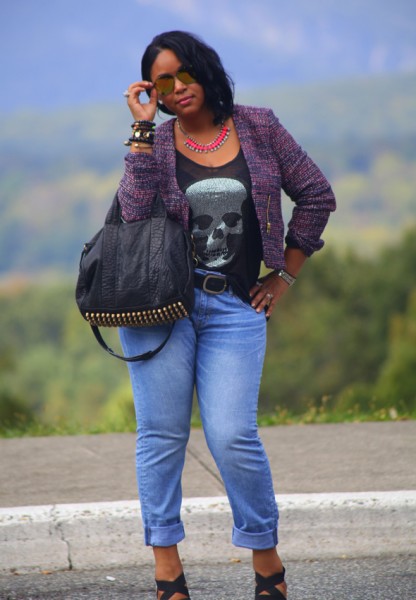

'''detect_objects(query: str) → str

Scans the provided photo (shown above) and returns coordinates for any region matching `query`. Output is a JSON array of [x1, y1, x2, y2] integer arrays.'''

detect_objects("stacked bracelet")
[[124, 120, 156, 147]]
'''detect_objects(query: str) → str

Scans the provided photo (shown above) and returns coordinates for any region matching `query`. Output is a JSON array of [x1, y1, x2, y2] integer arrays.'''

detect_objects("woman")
[[119, 30, 335, 599]]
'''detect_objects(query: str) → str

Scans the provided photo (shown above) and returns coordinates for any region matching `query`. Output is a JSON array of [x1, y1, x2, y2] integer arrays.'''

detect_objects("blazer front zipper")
[[266, 194, 271, 234]]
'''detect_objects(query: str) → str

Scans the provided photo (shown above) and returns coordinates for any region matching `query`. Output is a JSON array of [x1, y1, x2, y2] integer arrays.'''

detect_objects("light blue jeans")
[[119, 279, 278, 550]]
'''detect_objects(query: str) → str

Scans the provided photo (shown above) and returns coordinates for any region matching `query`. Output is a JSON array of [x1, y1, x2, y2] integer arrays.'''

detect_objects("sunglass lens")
[[177, 69, 197, 85], [154, 76, 174, 96], [154, 69, 197, 95]]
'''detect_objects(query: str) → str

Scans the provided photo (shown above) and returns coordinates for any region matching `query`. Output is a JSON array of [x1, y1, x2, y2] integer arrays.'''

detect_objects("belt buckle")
[[202, 274, 227, 294]]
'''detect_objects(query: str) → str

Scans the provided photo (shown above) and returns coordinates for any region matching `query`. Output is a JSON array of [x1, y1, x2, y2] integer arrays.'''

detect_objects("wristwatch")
[[276, 269, 296, 286]]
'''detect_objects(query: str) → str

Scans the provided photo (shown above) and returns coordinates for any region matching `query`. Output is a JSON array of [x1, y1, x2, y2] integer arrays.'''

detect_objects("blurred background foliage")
[[1, 227, 416, 436], [1, 25, 415, 434], [1, 73, 415, 277]]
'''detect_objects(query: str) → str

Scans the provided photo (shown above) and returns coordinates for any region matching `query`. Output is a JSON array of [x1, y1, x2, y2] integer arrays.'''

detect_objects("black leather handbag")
[[75, 193, 194, 362]]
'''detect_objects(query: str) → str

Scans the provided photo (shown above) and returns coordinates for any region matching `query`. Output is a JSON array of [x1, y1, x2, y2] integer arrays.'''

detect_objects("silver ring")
[[123, 90, 130, 98], [266, 292, 273, 301]]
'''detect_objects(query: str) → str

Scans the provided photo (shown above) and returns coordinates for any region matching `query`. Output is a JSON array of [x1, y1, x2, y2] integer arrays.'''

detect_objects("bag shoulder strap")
[[90, 324, 174, 362], [105, 192, 166, 224]]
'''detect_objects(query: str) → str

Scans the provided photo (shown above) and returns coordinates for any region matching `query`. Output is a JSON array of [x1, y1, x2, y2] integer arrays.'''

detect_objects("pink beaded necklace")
[[176, 119, 230, 153]]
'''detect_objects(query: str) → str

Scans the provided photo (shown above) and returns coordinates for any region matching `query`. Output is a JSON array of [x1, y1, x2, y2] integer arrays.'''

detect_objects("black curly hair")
[[141, 30, 235, 125]]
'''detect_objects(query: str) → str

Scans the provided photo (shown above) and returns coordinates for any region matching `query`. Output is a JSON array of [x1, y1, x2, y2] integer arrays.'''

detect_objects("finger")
[[126, 81, 153, 103], [127, 80, 153, 92], [249, 281, 263, 298], [250, 287, 265, 307], [125, 82, 157, 121], [148, 85, 158, 107], [251, 290, 273, 313], [265, 296, 277, 318]]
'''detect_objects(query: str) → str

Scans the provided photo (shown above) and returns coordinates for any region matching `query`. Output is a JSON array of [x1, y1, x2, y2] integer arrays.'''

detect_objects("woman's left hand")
[[249, 271, 289, 318]]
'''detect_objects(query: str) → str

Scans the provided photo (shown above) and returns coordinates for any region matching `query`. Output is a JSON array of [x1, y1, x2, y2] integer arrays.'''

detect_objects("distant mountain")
[[240, 72, 416, 142], [0, 72, 415, 277], [1, 0, 416, 112]]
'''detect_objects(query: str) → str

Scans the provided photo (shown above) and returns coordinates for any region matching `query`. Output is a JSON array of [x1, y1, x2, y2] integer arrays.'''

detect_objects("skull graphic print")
[[187, 177, 248, 269]]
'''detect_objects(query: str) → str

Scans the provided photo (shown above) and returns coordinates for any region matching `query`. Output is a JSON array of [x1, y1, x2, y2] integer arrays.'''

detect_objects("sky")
[[1, 0, 415, 112]]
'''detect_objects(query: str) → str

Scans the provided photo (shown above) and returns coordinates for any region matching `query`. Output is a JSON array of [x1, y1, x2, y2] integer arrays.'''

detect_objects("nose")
[[174, 75, 187, 93]]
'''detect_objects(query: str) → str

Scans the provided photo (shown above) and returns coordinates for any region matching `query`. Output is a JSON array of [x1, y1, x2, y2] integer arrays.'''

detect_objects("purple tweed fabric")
[[118, 105, 336, 270]]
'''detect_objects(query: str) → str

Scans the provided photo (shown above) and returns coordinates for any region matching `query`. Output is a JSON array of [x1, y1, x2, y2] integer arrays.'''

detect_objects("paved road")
[[1, 556, 415, 599], [1, 421, 415, 576], [1, 421, 415, 507]]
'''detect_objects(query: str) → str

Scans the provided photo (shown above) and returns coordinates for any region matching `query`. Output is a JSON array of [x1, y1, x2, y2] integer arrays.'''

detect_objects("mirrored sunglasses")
[[153, 67, 197, 96]]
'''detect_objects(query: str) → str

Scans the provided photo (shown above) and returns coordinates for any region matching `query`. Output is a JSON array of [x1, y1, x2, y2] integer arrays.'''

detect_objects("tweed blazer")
[[118, 104, 336, 271]]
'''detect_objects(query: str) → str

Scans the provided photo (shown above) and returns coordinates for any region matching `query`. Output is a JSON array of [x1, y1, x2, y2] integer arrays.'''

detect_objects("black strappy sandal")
[[255, 568, 286, 599], [155, 572, 191, 599]]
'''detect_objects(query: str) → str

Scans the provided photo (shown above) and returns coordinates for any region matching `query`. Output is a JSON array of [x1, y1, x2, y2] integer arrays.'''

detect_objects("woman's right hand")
[[125, 81, 158, 122]]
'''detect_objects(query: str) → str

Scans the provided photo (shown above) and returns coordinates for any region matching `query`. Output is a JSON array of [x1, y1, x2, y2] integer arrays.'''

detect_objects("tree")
[[375, 290, 416, 412]]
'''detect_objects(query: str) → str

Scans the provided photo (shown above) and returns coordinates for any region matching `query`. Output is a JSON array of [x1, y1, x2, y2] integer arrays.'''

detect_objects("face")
[[150, 49, 206, 117]]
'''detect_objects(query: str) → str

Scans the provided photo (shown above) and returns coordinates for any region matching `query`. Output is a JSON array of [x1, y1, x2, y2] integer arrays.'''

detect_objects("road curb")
[[1, 491, 415, 573]]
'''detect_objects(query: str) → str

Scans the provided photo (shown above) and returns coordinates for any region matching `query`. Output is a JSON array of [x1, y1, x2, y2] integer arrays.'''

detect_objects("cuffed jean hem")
[[232, 526, 278, 550], [144, 521, 185, 547]]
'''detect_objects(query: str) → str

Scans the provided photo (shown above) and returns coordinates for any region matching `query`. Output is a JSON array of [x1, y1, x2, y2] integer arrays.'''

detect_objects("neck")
[[177, 107, 217, 134]]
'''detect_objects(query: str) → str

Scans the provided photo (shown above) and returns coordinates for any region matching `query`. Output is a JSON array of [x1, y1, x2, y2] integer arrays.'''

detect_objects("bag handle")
[[104, 192, 166, 225], [90, 323, 174, 362]]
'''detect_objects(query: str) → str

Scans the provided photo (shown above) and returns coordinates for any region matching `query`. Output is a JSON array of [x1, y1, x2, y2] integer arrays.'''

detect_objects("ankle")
[[153, 545, 184, 582], [155, 564, 184, 581], [252, 548, 284, 577]]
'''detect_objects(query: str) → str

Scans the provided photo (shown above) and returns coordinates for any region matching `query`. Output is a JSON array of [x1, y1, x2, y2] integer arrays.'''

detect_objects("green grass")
[[257, 406, 415, 426], [1, 404, 413, 438], [0, 421, 127, 439]]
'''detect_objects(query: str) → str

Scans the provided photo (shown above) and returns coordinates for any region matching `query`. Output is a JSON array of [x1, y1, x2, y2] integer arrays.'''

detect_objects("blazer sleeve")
[[117, 151, 161, 222], [268, 110, 336, 256]]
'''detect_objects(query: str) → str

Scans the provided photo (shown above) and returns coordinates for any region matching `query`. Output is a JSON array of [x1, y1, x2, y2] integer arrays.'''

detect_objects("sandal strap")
[[156, 572, 190, 599], [255, 568, 286, 598]]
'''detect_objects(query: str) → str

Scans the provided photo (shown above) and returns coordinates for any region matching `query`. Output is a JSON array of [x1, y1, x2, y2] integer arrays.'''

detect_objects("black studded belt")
[[194, 272, 229, 294]]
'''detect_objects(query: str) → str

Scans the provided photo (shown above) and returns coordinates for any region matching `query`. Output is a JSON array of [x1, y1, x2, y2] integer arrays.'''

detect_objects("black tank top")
[[176, 148, 263, 301]]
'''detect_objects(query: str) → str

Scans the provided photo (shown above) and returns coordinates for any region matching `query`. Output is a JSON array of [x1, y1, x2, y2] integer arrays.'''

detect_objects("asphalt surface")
[[1, 556, 415, 599], [0, 420, 415, 591], [1, 421, 415, 507]]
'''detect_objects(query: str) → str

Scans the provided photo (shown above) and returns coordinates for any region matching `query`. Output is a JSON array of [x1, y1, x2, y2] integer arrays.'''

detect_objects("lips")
[[177, 95, 193, 106]]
